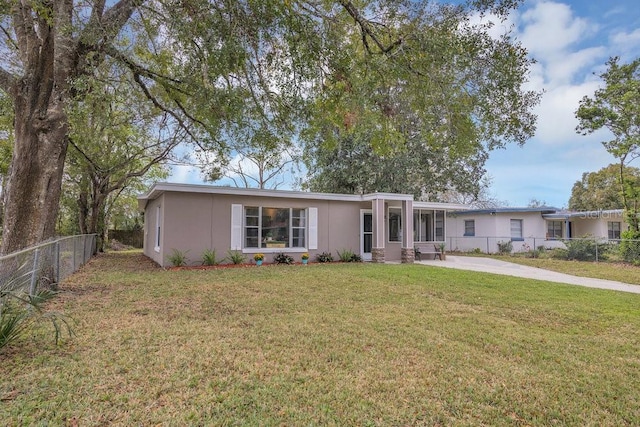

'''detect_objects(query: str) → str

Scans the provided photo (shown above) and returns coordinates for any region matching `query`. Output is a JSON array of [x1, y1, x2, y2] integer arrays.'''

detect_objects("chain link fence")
[[446, 236, 640, 263], [0, 234, 96, 294]]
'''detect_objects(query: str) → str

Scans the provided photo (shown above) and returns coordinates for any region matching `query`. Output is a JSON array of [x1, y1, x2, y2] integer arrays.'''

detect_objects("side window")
[[510, 219, 523, 241], [464, 220, 475, 237], [154, 205, 161, 251], [608, 222, 621, 240]]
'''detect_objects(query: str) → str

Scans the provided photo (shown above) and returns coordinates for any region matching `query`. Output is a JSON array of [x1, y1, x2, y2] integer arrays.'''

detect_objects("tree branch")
[[13, 0, 38, 65], [337, 0, 403, 54]]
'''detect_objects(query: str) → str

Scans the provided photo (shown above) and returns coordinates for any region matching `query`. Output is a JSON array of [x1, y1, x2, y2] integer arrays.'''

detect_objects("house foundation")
[[371, 248, 385, 263], [401, 248, 415, 264]]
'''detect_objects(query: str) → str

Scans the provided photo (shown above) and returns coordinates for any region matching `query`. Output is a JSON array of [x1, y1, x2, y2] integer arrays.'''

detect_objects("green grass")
[[2, 251, 640, 425]]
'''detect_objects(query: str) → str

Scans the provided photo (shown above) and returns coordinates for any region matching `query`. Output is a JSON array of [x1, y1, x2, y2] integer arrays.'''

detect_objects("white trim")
[[361, 209, 373, 261], [308, 207, 318, 250], [139, 182, 369, 204], [230, 204, 243, 250], [154, 205, 161, 252], [243, 248, 308, 254], [414, 201, 471, 210], [138, 182, 471, 212]]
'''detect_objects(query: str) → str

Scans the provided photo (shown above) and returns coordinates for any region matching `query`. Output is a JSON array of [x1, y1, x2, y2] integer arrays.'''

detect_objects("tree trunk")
[[0, 96, 68, 255], [88, 189, 108, 252]]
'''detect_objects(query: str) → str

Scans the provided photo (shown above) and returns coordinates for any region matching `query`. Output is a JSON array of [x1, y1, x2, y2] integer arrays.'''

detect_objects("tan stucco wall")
[[145, 191, 371, 267]]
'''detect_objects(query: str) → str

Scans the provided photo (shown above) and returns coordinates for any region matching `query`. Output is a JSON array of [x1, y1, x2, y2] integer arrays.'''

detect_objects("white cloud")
[[610, 28, 640, 57], [532, 80, 602, 144], [519, 1, 594, 60]]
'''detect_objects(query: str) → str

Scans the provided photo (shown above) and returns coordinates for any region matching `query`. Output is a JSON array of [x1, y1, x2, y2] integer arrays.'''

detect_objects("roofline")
[[415, 201, 471, 210], [543, 209, 624, 219], [137, 182, 472, 211], [450, 207, 560, 216], [138, 182, 422, 209]]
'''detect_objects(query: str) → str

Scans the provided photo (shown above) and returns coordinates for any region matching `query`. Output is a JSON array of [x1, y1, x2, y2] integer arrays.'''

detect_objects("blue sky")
[[169, 0, 640, 208], [483, 0, 640, 208]]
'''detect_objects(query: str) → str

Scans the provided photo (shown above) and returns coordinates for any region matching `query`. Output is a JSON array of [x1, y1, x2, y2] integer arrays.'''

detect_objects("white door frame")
[[361, 209, 373, 261]]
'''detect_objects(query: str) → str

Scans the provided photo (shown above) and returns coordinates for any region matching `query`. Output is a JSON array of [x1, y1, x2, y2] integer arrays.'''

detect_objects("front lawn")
[[1, 252, 639, 425]]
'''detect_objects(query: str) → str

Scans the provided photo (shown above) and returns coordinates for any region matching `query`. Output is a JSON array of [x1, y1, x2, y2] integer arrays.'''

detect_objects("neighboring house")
[[137, 182, 468, 267], [448, 207, 629, 253]]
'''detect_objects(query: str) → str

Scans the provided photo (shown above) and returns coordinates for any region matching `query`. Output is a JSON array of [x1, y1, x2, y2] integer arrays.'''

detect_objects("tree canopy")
[[576, 57, 640, 231], [0, 0, 535, 253], [302, 1, 539, 199], [568, 164, 640, 211]]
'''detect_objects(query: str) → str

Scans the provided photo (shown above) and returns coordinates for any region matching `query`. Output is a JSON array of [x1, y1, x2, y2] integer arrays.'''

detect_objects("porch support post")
[[371, 198, 386, 263], [401, 200, 415, 263]]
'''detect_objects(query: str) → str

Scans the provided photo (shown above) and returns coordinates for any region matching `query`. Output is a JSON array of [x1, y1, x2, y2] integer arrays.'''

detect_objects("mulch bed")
[[167, 262, 312, 271]]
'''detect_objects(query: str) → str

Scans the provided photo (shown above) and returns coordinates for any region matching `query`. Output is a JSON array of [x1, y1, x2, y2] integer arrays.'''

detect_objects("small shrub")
[[227, 250, 246, 265], [0, 288, 72, 351], [548, 248, 569, 260], [337, 249, 362, 262], [496, 241, 513, 255], [202, 249, 222, 266], [167, 249, 189, 266], [316, 252, 334, 263], [470, 248, 483, 254], [620, 230, 640, 264], [565, 237, 597, 261], [273, 253, 294, 264], [524, 249, 540, 258]]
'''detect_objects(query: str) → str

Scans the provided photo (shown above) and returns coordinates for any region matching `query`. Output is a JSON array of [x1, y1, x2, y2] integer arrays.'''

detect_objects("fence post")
[[29, 248, 40, 295], [72, 237, 77, 271], [54, 242, 60, 284], [595, 238, 599, 262], [486, 237, 489, 254]]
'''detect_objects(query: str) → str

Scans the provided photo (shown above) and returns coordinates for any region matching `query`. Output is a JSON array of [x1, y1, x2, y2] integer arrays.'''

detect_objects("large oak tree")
[[0, 0, 531, 254]]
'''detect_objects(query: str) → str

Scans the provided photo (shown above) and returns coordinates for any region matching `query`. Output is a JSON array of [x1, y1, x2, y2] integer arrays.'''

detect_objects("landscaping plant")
[[201, 249, 223, 266], [227, 250, 246, 265], [273, 253, 294, 264], [167, 249, 189, 267], [315, 252, 334, 263]]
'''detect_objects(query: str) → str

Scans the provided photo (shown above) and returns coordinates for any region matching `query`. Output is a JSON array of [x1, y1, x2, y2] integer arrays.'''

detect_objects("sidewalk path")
[[417, 255, 640, 294]]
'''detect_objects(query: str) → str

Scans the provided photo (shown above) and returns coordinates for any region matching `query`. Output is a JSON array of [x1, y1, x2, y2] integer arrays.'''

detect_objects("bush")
[[496, 241, 513, 255], [548, 248, 569, 260], [337, 249, 362, 262], [227, 250, 246, 265], [315, 252, 334, 263], [564, 237, 597, 261], [0, 288, 71, 352], [620, 230, 640, 264], [167, 249, 189, 266], [202, 249, 223, 266], [273, 253, 294, 264]]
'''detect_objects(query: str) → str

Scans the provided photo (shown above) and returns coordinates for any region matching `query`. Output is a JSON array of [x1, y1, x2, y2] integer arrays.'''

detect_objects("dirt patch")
[[88, 251, 160, 273]]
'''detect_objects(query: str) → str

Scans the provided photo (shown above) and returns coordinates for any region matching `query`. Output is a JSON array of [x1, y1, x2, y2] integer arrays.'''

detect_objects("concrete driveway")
[[417, 255, 640, 294]]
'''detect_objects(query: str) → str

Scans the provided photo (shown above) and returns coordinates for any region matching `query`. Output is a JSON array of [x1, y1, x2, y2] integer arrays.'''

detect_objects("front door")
[[361, 210, 373, 261]]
